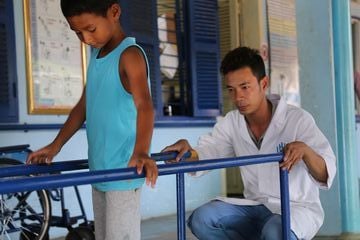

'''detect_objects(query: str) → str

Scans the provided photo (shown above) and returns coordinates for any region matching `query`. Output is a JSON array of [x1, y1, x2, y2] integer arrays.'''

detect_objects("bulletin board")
[[267, 0, 300, 106], [23, 0, 87, 115]]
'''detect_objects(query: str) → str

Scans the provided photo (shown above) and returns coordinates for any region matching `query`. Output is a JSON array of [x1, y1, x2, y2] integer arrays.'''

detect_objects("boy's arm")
[[121, 47, 158, 187], [26, 89, 86, 164]]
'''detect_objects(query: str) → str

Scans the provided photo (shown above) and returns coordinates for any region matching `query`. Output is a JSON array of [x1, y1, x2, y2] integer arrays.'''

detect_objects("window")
[[0, 0, 18, 123], [119, 0, 222, 120], [157, 0, 186, 116]]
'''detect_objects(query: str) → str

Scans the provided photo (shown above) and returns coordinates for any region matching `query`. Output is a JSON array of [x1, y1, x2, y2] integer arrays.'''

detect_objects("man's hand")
[[128, 154, 158, 188], [161, 139, 196, 163], [26, 143, 60, 165], [280, 141, 328, 183], [280, 141, 308, 171]]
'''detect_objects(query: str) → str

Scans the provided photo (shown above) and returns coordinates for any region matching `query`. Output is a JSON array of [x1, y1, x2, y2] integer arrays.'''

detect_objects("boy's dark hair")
[[60, 0, 118, 18], [220, 47, 266, 82]]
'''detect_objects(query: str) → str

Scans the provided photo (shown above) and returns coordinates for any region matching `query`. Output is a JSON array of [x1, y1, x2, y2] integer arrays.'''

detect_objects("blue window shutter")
[[186, 0, 222, 117], [118, 0, 162, 118], [0, 0, 18, 123]]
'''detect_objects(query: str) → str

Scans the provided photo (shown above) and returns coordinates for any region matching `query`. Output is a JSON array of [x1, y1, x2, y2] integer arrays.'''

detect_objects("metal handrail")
[[0, 152, 187, 178], [0, 152, 290, 240]]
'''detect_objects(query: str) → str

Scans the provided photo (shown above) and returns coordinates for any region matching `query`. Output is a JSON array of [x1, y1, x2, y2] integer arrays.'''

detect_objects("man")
[[162, 47, 336, 240]]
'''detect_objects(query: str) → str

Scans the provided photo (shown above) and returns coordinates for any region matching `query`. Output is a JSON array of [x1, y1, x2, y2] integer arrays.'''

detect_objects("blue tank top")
[[86, 37, 149, 191]]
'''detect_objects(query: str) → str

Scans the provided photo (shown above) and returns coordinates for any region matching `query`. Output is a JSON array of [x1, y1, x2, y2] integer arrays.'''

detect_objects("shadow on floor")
[[141, 213, 197, 240]]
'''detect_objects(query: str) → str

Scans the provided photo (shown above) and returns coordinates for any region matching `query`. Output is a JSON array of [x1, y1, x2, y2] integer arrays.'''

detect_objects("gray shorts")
[[92, 188, 141, 240]]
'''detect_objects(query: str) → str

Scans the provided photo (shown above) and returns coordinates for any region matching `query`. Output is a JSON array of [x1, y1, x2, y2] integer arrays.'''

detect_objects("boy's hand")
[[26, 143, 60, 165], [128, 154, 158, 188], [161, 139, 195, 163]]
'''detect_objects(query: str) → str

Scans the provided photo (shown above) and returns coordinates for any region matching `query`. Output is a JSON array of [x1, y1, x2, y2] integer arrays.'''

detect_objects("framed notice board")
[[23, 0, 87, 114]]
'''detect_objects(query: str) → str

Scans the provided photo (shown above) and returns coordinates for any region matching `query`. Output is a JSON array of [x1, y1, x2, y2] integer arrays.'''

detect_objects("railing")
[[0, 152, 290, 240]]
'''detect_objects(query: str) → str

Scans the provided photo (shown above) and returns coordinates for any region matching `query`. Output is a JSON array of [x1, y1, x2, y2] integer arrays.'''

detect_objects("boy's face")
[[225, 67, 268, 116], [66, 4, 121, 49]]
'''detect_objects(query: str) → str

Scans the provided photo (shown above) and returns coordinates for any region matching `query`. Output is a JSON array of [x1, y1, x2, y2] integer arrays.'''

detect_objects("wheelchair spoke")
[[1, 159, 52, 240]]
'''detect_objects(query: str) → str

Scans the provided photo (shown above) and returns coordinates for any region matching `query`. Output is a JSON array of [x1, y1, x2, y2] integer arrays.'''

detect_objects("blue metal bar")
[[0, 160, 89, 178], [0, 153, 282, 193], [0, 144, 30, 153], [0, 153, 289, 239], [74, 186, 88, 223], [0, 152, 191, 178], [151, 151, 191, 162], [280, 168, 290, 240], [176, 173, 186, 240]]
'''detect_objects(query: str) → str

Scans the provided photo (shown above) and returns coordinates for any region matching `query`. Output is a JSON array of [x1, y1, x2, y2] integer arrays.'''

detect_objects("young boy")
[[27, 1, 158, 239]]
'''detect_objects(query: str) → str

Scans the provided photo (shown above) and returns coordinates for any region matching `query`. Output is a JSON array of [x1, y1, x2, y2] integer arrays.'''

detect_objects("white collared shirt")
[[194, 95, 336, 240]]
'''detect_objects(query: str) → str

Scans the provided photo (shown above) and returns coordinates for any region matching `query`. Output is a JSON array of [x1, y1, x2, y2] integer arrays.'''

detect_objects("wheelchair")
[[0, 145, 94, 240]]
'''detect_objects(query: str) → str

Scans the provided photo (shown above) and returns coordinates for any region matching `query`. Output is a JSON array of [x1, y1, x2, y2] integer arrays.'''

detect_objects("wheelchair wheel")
[[0, 158, 51, 240]]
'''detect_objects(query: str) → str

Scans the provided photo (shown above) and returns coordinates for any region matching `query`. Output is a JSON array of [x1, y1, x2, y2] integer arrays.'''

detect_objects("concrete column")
[[332, 0, 360, 233], [296, 0, 341, 235]]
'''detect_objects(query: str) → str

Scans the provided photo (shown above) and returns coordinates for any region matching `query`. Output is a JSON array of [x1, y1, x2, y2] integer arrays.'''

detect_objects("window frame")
[[134, 0, 222, 122], [0, 0, 19, 123]]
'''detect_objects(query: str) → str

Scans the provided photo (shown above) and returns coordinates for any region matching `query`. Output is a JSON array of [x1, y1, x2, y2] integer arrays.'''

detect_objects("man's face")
[[225, 67, 268, 115]]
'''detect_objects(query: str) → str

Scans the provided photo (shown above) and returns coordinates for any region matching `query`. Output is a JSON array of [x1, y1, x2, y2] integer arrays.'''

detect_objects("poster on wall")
[[23, 0, 87, 114], [267, 0, 300, 106]]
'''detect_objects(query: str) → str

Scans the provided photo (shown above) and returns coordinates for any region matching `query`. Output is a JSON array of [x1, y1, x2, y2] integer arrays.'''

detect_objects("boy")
[[163, 47, 336, 240], [27, 1, 158, 239]]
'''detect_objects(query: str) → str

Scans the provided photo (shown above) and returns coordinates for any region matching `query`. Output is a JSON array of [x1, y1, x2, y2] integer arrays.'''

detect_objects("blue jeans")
[[187, 200, 298, 240]]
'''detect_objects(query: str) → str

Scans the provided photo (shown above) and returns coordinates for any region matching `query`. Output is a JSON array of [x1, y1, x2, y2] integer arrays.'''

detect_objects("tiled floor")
[[52, 213, 348, 240]]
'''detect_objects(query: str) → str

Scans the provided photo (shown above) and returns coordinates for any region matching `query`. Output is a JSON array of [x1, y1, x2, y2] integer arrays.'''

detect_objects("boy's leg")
[[187, 200, 271, 240], [92, 188, 106, 240], [105, 188, 141, 240]]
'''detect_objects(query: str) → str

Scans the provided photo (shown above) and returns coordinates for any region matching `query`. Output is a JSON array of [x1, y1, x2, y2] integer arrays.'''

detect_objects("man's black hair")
[[220, 47, 266, 82], [60, 0, 118, 18]]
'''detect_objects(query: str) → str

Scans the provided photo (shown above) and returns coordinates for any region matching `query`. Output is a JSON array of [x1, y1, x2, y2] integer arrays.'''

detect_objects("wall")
[[0, 1, 224, 238], [240, 0, 263, 49], [296, 0, 342, 235]]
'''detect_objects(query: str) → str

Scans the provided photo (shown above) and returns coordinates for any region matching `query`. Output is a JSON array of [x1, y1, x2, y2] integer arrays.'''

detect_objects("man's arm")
[[162, 115, 237, 164], [280, 141, 328, 183]]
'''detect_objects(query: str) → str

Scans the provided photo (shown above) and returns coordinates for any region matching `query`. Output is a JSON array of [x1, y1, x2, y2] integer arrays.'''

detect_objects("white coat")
[[194, 95, 336, 240]]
